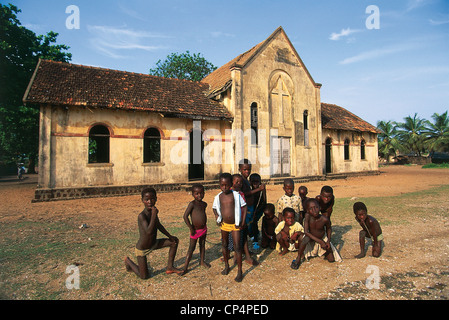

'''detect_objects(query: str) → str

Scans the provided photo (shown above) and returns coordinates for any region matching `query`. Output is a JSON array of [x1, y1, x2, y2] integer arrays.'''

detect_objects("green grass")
[[422, 163, 449, 169], [1, 184, 449, 299]]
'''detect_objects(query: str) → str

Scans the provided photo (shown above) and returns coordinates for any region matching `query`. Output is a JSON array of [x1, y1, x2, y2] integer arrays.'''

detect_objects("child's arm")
[[140, 207, 159, 235], [212, 208, 221, 226], [183, 202, 195, 235], [238, 205, 247, 229]]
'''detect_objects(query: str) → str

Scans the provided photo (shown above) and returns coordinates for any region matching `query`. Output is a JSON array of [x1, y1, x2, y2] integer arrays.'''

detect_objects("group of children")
[[125, 160, 384, 282]]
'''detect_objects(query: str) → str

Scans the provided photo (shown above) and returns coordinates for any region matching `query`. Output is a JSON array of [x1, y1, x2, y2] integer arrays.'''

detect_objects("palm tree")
[[377, 120, 400, 162], [394, 113, 427, 156], [424, 111, 449, 152]]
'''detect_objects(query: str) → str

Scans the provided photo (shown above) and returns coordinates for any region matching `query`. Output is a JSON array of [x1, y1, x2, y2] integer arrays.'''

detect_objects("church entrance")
[[271, 136, 291, 177], [188, 129, 204, 181], [325, 137, 332, 174]]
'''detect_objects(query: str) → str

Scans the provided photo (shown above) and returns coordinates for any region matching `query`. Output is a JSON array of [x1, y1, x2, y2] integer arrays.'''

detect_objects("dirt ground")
[[1, 165, 449, 300]]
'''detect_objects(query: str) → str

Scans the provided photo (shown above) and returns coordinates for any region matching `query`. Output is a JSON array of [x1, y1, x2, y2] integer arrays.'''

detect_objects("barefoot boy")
[[316, 186, 335, 220], [125, 187, 182, 279], [249, 173, 267, 249], [275, 207, 304, 255], [291, 198, 341, 270], [239, 159, 265, 247], [353, 202, 384, 258], [181, 184, 211, 275], [298, 185, 309, 224], [213, 173, 247, 282], [260, 203, 279, 249]]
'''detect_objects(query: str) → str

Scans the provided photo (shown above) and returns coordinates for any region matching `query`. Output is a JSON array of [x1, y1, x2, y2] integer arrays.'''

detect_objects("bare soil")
[[1, 165, 449, 300]]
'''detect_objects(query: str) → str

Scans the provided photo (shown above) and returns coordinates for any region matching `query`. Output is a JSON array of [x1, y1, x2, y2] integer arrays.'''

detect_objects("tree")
[[394, 113, 427, 156], [424, 111, 449, 152], [149, 51, 217, 82], [0, 3, 71, 173], [377, 120, 400, 162]]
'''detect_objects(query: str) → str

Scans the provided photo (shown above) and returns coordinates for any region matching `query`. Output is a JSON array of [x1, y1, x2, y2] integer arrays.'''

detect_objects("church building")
[[23, 27, 379, 202]]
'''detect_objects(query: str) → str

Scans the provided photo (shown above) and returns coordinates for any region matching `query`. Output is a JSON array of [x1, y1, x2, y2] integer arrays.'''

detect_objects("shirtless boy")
[[181, 184, 211, 275], [260, 203, 279, 249], [316, 186, 335, 220], [353, 202, 384, 258], [291, 198, 339, 270], [213, 173, 247, 282], [125, 188, 182, 279], [298, 185, 309, 224]]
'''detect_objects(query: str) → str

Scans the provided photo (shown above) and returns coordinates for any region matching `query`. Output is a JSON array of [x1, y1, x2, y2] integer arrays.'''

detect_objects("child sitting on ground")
[[276, 178, 302, 223], [291, 198, 342, 270], [181, 184, 211, 275], [353, 202, 384, 258], [125, 187, 182, 279], [275, 207, 304, 255], [260, 203, 279, 249]]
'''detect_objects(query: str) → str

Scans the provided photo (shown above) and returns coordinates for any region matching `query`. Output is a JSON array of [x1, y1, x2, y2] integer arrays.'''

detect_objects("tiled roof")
[[201, 41, 265, 97], [321, 103, 380, 133], [23, 59, 233, 121]]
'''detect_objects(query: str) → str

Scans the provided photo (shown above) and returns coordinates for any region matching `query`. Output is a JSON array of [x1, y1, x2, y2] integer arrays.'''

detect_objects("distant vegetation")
[[377, 111, 449, 162]]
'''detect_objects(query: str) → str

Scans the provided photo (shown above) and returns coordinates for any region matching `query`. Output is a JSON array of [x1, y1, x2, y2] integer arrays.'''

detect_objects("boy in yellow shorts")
[[213, 173, 247, 282]]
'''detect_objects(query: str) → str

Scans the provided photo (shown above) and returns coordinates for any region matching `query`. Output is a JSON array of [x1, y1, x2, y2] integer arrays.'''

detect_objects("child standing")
[[353, 202, 384, 258], [125, 188, 182, 279], [316, 186, 335, 220], [298, 185, 309, 225], [248, 173, 266, 249], [231, 174, 258, 266], [260, 203, 279, 249], [213, 173, 247, 282], [181, 184, 211, 275], [276, 178, 302, 223]]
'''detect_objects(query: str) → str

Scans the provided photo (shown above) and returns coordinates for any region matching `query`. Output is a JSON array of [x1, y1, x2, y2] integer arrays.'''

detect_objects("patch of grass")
[[422, 163, 449, 169]]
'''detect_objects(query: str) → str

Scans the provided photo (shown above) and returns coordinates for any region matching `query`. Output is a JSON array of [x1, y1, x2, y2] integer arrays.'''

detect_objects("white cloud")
[[406, 0, 432, 12], [339, 43, 417, 65], [329, 28, 362, 41], [87, 25, 170, 58]]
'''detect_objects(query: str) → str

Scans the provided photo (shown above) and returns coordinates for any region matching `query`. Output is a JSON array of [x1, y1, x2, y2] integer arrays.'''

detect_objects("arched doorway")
[[325, 137, 332, 174], [188, 128, 204, 181]]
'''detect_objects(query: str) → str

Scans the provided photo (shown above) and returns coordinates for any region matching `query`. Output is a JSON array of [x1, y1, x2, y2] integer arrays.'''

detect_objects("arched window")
[[361, 139, 366, 160], [344, 138, 350, 160], [143, 128, 161, 163], [89, 125, 110, 163], [303, 110, 309, 146], [250, 102, 258, 145]]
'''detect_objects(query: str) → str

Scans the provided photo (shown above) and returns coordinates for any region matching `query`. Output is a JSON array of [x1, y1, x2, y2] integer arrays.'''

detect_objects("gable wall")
[[233, 32, 322, 178]]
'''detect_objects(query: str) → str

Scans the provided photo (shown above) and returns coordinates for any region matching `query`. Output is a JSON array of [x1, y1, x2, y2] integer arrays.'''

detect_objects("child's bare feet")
[[235, 271, 243, 282], [355, 252, 366, 259], [245, 258, 259, 266], [166, 267, 183, 275], [221, 266, 230, 275], [201, 261, 211, 268]]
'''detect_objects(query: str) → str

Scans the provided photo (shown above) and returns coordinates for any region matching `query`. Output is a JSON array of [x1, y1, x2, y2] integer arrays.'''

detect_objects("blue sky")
[[6, 0, 449, 126]]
